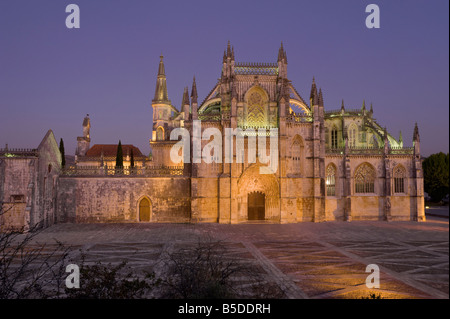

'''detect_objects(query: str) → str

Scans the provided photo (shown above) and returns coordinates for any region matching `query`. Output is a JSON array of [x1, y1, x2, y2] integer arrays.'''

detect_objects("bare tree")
[[159, 236, 285, 299], [0, 220, 71, 299]]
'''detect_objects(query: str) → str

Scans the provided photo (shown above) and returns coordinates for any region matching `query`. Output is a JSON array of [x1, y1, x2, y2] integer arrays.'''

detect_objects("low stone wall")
[[57, 177, 191, 223]]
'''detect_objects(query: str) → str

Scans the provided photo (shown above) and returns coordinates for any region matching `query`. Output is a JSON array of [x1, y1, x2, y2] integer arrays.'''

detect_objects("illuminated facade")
[[1, 43, 425, 230], [143, 42, 425, 223]]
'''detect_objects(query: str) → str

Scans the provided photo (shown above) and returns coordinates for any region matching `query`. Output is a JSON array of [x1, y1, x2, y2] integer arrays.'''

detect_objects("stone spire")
[[370, 102, 373, 114], [413, 122, 420, 142], [277, 42, 287, 62], [182, 86, 190, 106], [278, 42, 284, 62], [341, 99, 345, 112], [190, 76, 198, 104], [191, 77, 198, 120], [413, 122, 420, 155], [227, 41, 231, 58], [231, 46, 235, 61], [153, 55, 170, 104], [318, 88, 324, 107], [310, 77, 318, 106], [182, 86, 190, 121], [362, 100, 366, 112]]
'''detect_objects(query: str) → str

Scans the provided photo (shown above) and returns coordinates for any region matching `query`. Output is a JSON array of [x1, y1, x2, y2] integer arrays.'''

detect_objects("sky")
[[0, 0, 448, 157]]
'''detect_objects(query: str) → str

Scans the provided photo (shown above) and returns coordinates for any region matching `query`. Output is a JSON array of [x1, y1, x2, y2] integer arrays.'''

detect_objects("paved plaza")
[[28, 216, 449, 299]]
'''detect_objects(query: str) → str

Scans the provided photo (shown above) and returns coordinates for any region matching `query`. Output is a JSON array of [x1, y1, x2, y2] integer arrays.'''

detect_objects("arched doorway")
[[237, 163, 279, 223], [139, 197, 151, 222], [248, 191, 265, 220]]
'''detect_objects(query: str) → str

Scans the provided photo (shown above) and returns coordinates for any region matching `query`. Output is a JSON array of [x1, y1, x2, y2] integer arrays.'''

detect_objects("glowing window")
[[331, 127, 338, 149], [156, 127, 164, 141], [326, 164, 336, 196]]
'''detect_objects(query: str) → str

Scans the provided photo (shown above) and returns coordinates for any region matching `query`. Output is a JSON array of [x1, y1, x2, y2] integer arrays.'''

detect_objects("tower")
[[151, 55, 175, 142]]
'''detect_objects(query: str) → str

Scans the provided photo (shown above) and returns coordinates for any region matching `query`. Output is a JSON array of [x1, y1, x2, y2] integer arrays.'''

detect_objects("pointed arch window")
[[245, 88, 267, 128], [331, 127, 338, 149], [393, 165, 406, 194], [156, 127, 164, 141], [354, 163, 375, 194], [326, 164, 336, 196]]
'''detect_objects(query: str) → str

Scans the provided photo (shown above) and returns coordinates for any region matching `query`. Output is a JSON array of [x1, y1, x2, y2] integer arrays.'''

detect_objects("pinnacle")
[[182, 86, 190, 106], [318, 88, 324, 106], [191, 76, 198, 104], [310, 77, 317, 101]]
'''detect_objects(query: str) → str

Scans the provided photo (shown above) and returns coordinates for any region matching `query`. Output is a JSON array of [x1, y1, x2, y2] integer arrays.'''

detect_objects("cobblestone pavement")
[[28, 218, 449, 299]]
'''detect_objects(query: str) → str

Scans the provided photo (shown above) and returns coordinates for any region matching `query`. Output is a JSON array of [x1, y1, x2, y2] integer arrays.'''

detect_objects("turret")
[[151, 55, 176, 142], [152, 55, 172, 122]]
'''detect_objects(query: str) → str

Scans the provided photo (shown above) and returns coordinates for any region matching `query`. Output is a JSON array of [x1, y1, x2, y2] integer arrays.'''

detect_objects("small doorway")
[[248, 192, 265, 220], [139, 197, 151, 222]]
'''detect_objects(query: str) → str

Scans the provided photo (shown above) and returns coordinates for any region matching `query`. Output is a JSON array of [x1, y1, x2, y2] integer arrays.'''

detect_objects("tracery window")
[[326, 164, 336, 196], [354, 163, 375, 194], [393, 165, 406, 194], [246, 91, 266, 127]]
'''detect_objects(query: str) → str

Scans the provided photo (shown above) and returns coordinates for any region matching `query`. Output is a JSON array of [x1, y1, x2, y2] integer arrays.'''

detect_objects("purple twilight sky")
[[0, 0, 448, 157]]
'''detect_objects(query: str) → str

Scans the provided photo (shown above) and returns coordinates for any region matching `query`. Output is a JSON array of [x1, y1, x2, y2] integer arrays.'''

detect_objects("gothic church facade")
[[1, 43, 425, 229]]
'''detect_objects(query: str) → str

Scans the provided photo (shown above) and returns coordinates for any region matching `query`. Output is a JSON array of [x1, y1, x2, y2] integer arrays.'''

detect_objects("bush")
[[65, 256, 158, 299], [159, 237, 285, 299]]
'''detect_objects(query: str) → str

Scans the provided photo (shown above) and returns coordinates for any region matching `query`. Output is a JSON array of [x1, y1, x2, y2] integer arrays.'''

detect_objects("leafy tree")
[[423, 152, 449, 202], [115, 140, 123, 168], [59, 138, 65, 168]]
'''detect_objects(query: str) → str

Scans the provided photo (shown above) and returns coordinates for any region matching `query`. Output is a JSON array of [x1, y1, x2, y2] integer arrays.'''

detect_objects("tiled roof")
[[85, 144, 144, 157]]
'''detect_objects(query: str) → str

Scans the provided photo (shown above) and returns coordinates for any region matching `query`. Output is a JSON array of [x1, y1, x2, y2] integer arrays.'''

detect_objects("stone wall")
[[57, 177, 191, 223]]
